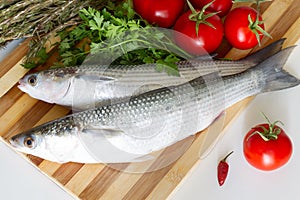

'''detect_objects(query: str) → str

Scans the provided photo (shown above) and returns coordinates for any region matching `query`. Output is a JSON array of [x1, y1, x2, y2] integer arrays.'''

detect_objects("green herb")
[[51, 1, 191, 75], [0, 0, 107, 58], [4, 1, 190, 75], [23, 47, 49, 69]]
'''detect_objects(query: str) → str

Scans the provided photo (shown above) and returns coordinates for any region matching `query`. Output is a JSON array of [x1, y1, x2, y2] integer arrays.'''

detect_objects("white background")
[[0, 39, 299, 200]]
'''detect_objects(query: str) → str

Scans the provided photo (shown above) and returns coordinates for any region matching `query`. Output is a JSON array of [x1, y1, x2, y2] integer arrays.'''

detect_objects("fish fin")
[[254, 46, 300, 92], [243, 38, 286, 64], [79, 127, 153, 163], [75, 74, 115, 82]]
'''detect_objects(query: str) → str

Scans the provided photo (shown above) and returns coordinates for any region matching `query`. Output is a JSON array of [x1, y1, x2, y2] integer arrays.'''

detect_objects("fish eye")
[[24, 137, 35, 149], [27, 75, 37, 86]]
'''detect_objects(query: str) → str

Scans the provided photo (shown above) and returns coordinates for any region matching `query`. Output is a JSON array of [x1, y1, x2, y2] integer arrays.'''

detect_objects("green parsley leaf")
[[31, 0, 191, 76]]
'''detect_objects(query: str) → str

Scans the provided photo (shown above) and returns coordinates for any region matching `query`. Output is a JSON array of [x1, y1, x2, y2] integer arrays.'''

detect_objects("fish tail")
[[243, 38, 286, 64], [254, 46, 300, 92]]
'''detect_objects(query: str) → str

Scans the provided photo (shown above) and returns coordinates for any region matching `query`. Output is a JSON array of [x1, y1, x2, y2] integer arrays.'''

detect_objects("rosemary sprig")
[[0, 0, 107, 57]]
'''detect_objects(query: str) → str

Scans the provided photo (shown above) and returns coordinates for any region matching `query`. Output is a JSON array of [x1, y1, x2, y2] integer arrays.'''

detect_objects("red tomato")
[[190, 0, 233, 17], [224, 6, 266, 50], [132, 0, 185, 28], [243, 123, 293, 171], [173, 10, 224, 55]]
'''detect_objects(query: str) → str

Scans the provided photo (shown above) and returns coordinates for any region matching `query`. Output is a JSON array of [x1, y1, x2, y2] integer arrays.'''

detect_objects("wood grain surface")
[[0, 1, 299, 199]]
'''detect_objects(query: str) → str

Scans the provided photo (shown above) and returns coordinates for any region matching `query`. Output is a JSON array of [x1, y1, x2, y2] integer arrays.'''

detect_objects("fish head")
[[9, 130, 47, 158], [18, 72, 71, 104], [9, 129, 70, 163]]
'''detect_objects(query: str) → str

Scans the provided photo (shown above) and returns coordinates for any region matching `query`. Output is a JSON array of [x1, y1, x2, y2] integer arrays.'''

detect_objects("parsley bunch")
[[23, 1, 191, 76]]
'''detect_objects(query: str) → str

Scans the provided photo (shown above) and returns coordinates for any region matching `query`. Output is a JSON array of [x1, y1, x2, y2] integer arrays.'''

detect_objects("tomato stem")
[[245, 0, 272, 46], [247, 112, 284, 141], [187, 0, 219, 36], [248, 13, 272, 46]]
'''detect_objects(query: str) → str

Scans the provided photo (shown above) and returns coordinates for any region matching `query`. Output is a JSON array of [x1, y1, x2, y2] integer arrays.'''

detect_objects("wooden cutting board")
[[0, 1, 299, 199]]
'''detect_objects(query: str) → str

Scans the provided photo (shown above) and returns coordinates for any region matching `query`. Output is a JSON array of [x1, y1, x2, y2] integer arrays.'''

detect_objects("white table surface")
[[1, 39, 299, 200]]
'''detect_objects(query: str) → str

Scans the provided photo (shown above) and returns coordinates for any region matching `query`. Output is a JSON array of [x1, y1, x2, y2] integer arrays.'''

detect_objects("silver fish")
[[17, 39, 285, 110], [10, 45, 300, 164]]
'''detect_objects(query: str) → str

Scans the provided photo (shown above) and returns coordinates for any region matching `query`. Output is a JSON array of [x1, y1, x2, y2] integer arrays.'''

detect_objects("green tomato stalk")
[[247, 113, 284, 142], [234, 0, 272, 46], [186, 0, 220, 36]]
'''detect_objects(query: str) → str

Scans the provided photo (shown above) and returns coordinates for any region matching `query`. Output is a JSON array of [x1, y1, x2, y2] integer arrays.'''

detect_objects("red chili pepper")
[[217, 151, 233, 186]]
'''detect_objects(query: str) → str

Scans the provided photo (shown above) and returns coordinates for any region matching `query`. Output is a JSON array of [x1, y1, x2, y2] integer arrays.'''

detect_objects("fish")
[[10, 45, 300, 164], [17, 39, 286, 110]]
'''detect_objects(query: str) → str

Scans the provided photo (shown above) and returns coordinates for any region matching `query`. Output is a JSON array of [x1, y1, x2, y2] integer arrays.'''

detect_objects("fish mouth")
[[17, 79, 26, 92], [9, 137, 18, 148]]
